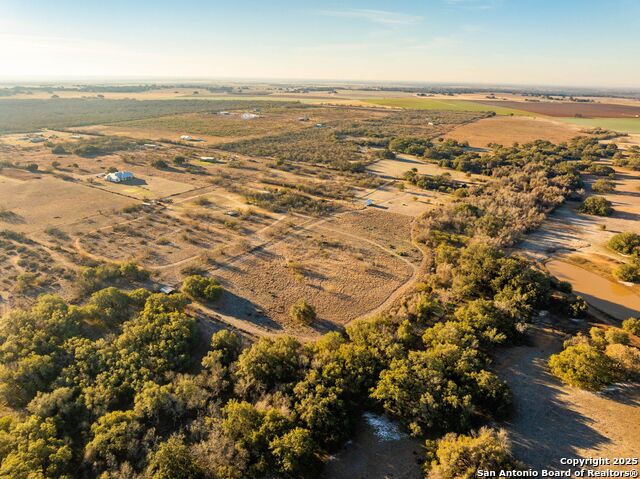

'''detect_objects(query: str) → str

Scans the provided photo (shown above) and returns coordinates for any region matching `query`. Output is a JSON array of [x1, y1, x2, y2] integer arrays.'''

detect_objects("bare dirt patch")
[[320, 413, 423, 479]]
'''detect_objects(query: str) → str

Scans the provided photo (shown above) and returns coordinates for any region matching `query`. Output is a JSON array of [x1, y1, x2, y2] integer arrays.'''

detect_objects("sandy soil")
[[547, 260, 640, 320], [518, 159, 640, 319], [444, 116, 582, 147], [321, 413, 423, 479], [495, 326, 640, 469]]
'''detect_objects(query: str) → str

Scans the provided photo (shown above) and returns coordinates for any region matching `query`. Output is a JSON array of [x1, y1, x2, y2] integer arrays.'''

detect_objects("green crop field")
[[555, 117, 640, 134], [363, 97, 531, 116]]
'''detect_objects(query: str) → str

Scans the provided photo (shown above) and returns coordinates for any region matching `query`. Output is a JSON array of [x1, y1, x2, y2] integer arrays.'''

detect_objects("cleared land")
[[444, 115, 582, 146], [556, 117, 640, 134], [0, 174, 136, 234], [363, 97, 530, 115], [475, 99, 640, 118]]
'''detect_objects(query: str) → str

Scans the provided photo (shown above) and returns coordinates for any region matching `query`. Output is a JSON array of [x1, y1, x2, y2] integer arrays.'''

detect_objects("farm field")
[[362, 97, 531, 115], [476, 99, 640, 118], [444, 115, 583, 146], [556, 117, 640, 133]]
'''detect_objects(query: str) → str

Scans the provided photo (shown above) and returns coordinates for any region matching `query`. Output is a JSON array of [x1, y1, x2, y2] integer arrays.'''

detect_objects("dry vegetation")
[[1, 91, 639, 479]]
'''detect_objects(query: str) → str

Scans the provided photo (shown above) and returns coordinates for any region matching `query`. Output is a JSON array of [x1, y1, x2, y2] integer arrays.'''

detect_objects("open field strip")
[[362, 97, 532, 115], [555, 117, 640, 133]]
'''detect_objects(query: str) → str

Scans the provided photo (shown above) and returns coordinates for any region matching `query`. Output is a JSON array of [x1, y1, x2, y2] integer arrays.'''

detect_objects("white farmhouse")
[[105, 171, 134, 183]]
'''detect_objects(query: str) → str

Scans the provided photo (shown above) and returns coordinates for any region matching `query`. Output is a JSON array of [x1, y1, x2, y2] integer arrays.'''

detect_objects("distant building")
[[159, 285, 175, 294], [105, 171, 134, 183], [241, 113, 259, 120], [298, 116, 310, 121], [180, 135, 194, 141], [199, 156, 216, 162], [315, 123, 325, 128]]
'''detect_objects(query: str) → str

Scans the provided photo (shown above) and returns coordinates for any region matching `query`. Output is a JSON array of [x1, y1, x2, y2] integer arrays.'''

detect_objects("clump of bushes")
[[68, 136, 142, 157], [181, 274, 222, 302], [622, 317, 640, 336], [587, 164, 615, 177], [289, 299, 316, 325], [51, 145, 68, 155], [592, 178, 615, 193], [245, 188, 333, 215], [549, 326, 638, 390], [78, 261, 149, 295], [424, 428, 523, 479], [608, 232, 640, 255], [614, 261, 640, 283], [579, 196, 613, 216], [152, 159, 169, 169], [403, 168, 465, 193]]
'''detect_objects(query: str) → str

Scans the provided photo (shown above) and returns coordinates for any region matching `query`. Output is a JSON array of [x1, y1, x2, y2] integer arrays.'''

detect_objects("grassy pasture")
[[362, 97, 530, 116], [555, 117, 640, 134]]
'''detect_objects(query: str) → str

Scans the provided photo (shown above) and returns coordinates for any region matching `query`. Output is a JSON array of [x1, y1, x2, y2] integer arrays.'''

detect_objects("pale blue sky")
[[1, 0, 638, 87]]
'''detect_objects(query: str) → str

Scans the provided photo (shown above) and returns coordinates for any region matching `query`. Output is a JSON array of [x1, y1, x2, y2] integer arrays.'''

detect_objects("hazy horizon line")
[[1, 76, 639, 94]]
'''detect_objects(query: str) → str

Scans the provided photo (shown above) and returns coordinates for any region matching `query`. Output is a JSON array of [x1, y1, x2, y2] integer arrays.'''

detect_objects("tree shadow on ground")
[[494, 328, 615, 469], [213, 288, 284, 332]]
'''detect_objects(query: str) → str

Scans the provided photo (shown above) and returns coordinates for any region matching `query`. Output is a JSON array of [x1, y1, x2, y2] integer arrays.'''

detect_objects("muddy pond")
[[546, 259, 640, 320]]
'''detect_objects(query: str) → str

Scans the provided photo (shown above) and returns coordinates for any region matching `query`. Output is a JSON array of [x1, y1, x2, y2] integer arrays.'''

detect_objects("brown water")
[[547, 260, 640, 320]]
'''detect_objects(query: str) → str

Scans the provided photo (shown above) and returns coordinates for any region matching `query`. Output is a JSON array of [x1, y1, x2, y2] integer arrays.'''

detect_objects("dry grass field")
[[211, 222, 415, 330], [444, 115, 583, 146], [0, 174, 136, 234]]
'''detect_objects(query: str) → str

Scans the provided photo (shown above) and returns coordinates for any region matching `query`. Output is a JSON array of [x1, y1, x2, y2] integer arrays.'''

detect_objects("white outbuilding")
[[105, 171, 134, 183]]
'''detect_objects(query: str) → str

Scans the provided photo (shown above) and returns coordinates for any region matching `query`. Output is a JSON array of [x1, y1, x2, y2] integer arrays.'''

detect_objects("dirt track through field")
[[72, 185, 427, 339]]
